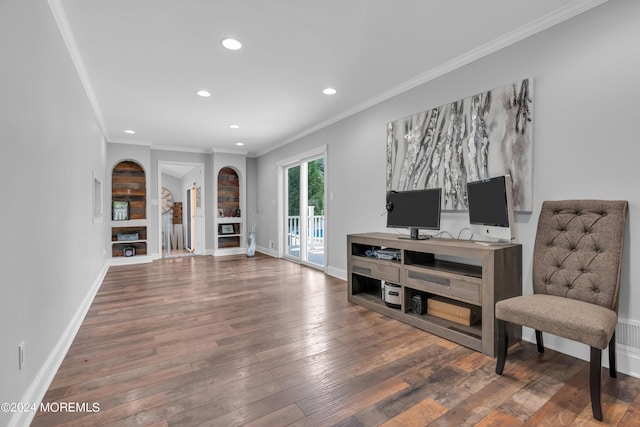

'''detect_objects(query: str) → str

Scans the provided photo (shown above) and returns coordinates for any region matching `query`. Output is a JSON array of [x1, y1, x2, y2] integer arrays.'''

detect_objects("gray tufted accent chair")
[[495, 200, 628, 421]]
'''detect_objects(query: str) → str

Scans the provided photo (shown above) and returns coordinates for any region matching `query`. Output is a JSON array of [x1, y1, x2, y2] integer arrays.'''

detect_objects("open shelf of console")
[[347, 232, 522, 356]]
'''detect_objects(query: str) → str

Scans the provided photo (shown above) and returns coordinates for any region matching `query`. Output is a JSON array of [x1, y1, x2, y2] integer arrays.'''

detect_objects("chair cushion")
[[496, 294, 617, 349]]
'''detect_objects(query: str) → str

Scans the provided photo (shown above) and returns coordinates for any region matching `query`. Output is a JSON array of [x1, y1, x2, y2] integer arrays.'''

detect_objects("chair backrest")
[[533, 200, 628, 311]]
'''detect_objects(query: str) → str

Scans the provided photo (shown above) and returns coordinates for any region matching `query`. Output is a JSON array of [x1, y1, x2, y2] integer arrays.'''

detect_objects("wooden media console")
[[347, 232, 522, 356]]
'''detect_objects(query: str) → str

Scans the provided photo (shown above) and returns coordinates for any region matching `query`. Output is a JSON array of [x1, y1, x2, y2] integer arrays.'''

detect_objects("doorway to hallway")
[[158, 162, 205, 259]]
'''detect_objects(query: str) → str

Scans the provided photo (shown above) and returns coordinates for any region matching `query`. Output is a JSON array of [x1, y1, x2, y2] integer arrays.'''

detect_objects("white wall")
[[0, 1, 109, 425], [161, 173, 183, 205], [256, 0, 640, 373], [246, 157, 258, 235]]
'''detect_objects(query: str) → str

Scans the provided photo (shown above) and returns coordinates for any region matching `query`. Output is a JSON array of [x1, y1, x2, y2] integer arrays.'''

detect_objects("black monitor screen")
[[386, 188, 441, 230], [467, 176, 509, 226]]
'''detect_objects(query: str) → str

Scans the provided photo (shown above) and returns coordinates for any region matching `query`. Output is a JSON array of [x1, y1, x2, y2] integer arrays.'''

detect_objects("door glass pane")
[[306, 158, 324, 267], [287, 165, 300, 259]]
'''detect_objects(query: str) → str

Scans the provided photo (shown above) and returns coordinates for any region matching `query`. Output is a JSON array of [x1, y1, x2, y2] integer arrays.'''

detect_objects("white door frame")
[[276, 145, 327, 272], [157, 161, 205, 257]]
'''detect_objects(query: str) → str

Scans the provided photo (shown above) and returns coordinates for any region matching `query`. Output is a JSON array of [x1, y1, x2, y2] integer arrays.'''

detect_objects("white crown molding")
[[151, 144, 210, 154], [108, 140, 251, 156], [209, 147, 250, 156], [48, 0, 108, 138], [107, 138, 153, 147], [153, 145, 250, 155], [257, 0, 608, 157]]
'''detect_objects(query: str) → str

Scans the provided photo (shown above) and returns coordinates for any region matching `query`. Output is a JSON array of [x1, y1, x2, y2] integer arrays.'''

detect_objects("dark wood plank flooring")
[[33, 254, 640, 426]]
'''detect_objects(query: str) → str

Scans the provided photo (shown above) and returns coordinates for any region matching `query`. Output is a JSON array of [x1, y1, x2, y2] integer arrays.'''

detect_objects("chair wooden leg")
[[609, 332, 617, 378], [495, 319, 508, 375], [590, 347, 603, 421], [535, 330, 544, 353]]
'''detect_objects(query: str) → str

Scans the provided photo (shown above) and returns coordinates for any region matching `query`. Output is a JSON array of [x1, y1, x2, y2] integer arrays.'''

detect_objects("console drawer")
[[351, 258, 400, 283], [403, 268, 481, 304]]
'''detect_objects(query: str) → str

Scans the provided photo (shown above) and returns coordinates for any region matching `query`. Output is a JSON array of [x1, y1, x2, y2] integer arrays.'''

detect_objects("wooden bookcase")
[[111, 160, 147, 259], [112, 161, 146, 219], [111, 226, 147, 257], [216, 167, 244, 253], [347, 232, 522, 356]]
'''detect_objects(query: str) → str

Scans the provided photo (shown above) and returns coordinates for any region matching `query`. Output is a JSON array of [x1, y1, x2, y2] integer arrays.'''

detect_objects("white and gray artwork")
[[386, 78, 533, 211]]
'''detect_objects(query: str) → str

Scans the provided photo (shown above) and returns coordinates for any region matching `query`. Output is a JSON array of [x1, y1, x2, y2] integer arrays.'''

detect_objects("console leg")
[[495, 319, 508, 375]]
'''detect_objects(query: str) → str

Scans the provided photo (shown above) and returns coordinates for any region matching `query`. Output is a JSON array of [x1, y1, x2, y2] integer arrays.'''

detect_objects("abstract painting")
[[386, 78, 533, 211]]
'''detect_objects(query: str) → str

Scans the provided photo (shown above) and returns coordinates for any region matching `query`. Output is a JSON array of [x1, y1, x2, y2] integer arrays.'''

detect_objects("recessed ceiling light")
[[229, 124, 240, 129], [323, 88, 337, 95], [196, 90, 211, 97], [124, 129, 136, 134], [221, 38, 242, 50], [236, 142, 244, 146]]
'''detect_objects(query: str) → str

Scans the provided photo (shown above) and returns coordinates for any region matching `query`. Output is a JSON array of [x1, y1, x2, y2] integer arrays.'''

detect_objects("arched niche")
[[112, 160, 146, 220], [217, 166, 240, 218]]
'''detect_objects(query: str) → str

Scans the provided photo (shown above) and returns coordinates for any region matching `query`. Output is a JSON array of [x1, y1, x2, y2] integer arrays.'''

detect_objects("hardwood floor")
[[162, 248, 194, 258], [34, 254, 640, 426]]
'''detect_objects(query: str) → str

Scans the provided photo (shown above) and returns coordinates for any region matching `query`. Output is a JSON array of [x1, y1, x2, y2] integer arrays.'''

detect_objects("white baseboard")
[[256, 246, 278, 257], [522, 326, 640, 380], [214, 247, 247, 256], [9, 261, 109, 427], [611, 346, 640, 379], [109, 254, 154, 266], [252, 246, 346, 280], [327, 266, 347, 281]]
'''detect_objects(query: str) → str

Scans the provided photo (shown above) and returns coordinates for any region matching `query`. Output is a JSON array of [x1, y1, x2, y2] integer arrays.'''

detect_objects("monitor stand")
[[398, 227, 431, 240]]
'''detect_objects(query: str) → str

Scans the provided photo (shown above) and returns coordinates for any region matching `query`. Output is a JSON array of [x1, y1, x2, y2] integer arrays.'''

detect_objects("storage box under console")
[[427, 296, 481, 326]]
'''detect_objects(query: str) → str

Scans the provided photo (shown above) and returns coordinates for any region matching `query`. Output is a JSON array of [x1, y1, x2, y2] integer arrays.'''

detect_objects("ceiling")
[[54, 0, 605, 157], [161, 163, 198, 179]]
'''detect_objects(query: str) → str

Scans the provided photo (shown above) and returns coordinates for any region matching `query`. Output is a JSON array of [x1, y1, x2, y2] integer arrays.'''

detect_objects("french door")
[[284, 155, 325, 268]]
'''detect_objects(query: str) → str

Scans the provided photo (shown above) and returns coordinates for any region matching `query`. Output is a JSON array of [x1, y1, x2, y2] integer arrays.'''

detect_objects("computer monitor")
[[386, 188, 442, 240], [467, 175, 515, 243]]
